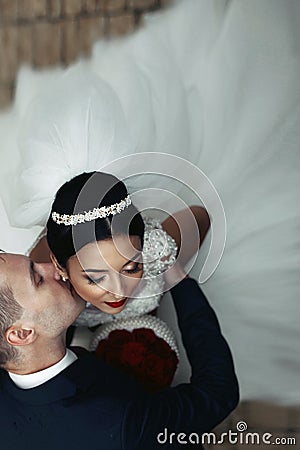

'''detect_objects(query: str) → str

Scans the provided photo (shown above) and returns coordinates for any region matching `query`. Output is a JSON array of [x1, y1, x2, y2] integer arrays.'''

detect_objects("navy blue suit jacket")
[[0, 278, 239, 449]]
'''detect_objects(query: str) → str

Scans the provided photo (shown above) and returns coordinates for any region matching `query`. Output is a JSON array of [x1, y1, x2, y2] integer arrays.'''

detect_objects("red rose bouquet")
[[90, 315, 179, 393]]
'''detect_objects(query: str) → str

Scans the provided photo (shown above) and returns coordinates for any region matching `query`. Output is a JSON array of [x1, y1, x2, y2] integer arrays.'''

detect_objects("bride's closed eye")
[[87, 275, 106, 285], [86, 262, 143, 286], [122, 261, 143, 275]]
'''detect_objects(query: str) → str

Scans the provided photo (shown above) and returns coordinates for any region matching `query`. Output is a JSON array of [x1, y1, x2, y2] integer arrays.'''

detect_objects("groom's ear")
[[6, 324, 36, 346], [50, 253, 68, 281]]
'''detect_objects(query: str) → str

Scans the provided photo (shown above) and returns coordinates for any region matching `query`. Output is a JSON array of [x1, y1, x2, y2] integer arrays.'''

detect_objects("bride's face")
[[67, 234, 143, 314]]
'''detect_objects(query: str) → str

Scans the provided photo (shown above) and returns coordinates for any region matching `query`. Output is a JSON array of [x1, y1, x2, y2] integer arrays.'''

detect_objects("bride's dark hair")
[[47, 171, 144, 268]]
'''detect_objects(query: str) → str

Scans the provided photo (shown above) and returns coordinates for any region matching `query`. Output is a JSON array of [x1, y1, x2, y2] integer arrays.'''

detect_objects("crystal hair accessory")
[[51, 195, 131, 226]]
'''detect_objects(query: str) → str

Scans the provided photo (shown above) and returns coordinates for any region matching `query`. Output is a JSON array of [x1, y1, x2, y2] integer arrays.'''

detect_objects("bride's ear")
[[50, 252, 69, 282]]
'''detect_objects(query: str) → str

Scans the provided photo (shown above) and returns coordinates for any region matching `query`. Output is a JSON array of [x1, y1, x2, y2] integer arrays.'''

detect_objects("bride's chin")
[[100, 306, 126, 315]]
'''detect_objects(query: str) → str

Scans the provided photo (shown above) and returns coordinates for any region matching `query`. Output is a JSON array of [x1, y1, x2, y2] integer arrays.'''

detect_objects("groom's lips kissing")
[[104, 298, 127, 309]]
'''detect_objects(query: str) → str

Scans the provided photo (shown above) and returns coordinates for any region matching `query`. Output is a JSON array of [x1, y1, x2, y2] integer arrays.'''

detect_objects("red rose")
[[165, 351, 178, 372], [132, 328, 157, 345], [153, 337, 174, 357], [140, 353, 164, 380], [120, 341, 147, 367], [95, 340, 121, 366], [108, 329, 132, 345], [95, 327, 179, 393], [139, 351, 178, 392]]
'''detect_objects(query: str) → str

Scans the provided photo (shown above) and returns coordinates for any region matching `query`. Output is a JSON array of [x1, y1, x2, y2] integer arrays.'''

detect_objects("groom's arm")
[[123, 277, 239, 449]]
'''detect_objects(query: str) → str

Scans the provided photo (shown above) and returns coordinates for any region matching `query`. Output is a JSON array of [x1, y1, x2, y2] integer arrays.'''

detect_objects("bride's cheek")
[[86, 286, 106, 302], [69, 281, 101, 303]]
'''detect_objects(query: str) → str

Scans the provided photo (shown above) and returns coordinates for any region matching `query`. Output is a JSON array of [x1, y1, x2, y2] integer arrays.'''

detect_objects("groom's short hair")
[[0, 284, 23, 367]]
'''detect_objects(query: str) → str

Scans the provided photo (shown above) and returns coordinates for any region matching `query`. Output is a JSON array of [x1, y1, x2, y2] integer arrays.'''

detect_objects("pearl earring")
[[61, 276, 67, 282]]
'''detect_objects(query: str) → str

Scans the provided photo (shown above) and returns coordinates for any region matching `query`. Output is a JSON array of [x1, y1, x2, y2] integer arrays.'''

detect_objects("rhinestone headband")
[[52, 195, 131, 226]]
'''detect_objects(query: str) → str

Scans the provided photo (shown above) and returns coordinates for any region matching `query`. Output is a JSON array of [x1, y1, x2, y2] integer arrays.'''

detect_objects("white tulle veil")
[[2, 69, 135, 229]]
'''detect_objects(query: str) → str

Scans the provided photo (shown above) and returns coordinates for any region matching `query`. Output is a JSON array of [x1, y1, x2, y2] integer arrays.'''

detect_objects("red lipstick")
[[104, 298, 127, 309]]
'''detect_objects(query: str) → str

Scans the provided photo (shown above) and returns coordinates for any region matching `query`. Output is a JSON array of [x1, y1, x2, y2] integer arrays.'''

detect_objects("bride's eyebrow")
[[82, 268, 108, 273], [128, 251, 142, 263], [82, 252, 142, 273], [121, 251, 142, 267]]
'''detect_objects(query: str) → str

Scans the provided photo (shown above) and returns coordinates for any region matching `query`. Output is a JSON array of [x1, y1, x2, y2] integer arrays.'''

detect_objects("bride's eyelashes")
[[87, 275, 105, 285], [86, 262, 143, 286], [124, 262, 143, 275]]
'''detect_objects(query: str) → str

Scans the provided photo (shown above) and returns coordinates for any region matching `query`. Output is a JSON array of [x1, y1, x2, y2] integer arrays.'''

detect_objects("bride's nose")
[[109, 274, 126, 300]]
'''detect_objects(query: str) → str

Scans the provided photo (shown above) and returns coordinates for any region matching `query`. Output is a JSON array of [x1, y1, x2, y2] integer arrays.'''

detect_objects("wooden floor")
[[205, 401, 300, 450]]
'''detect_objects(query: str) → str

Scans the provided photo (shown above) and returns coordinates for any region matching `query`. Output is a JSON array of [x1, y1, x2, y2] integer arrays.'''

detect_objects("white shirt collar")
[[8, 349, 78, 389]]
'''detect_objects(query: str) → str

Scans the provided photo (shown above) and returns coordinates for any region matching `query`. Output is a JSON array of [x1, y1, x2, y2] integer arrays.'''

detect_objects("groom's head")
[[0, 253, 85, 369]]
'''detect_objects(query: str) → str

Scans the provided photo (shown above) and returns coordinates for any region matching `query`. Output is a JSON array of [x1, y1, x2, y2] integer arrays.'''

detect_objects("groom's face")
[[0, 254, 85, 333]]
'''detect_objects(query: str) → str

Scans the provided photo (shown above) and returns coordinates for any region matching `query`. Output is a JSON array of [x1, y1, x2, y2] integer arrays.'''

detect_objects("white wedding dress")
[[0, 0, 299, 404]]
